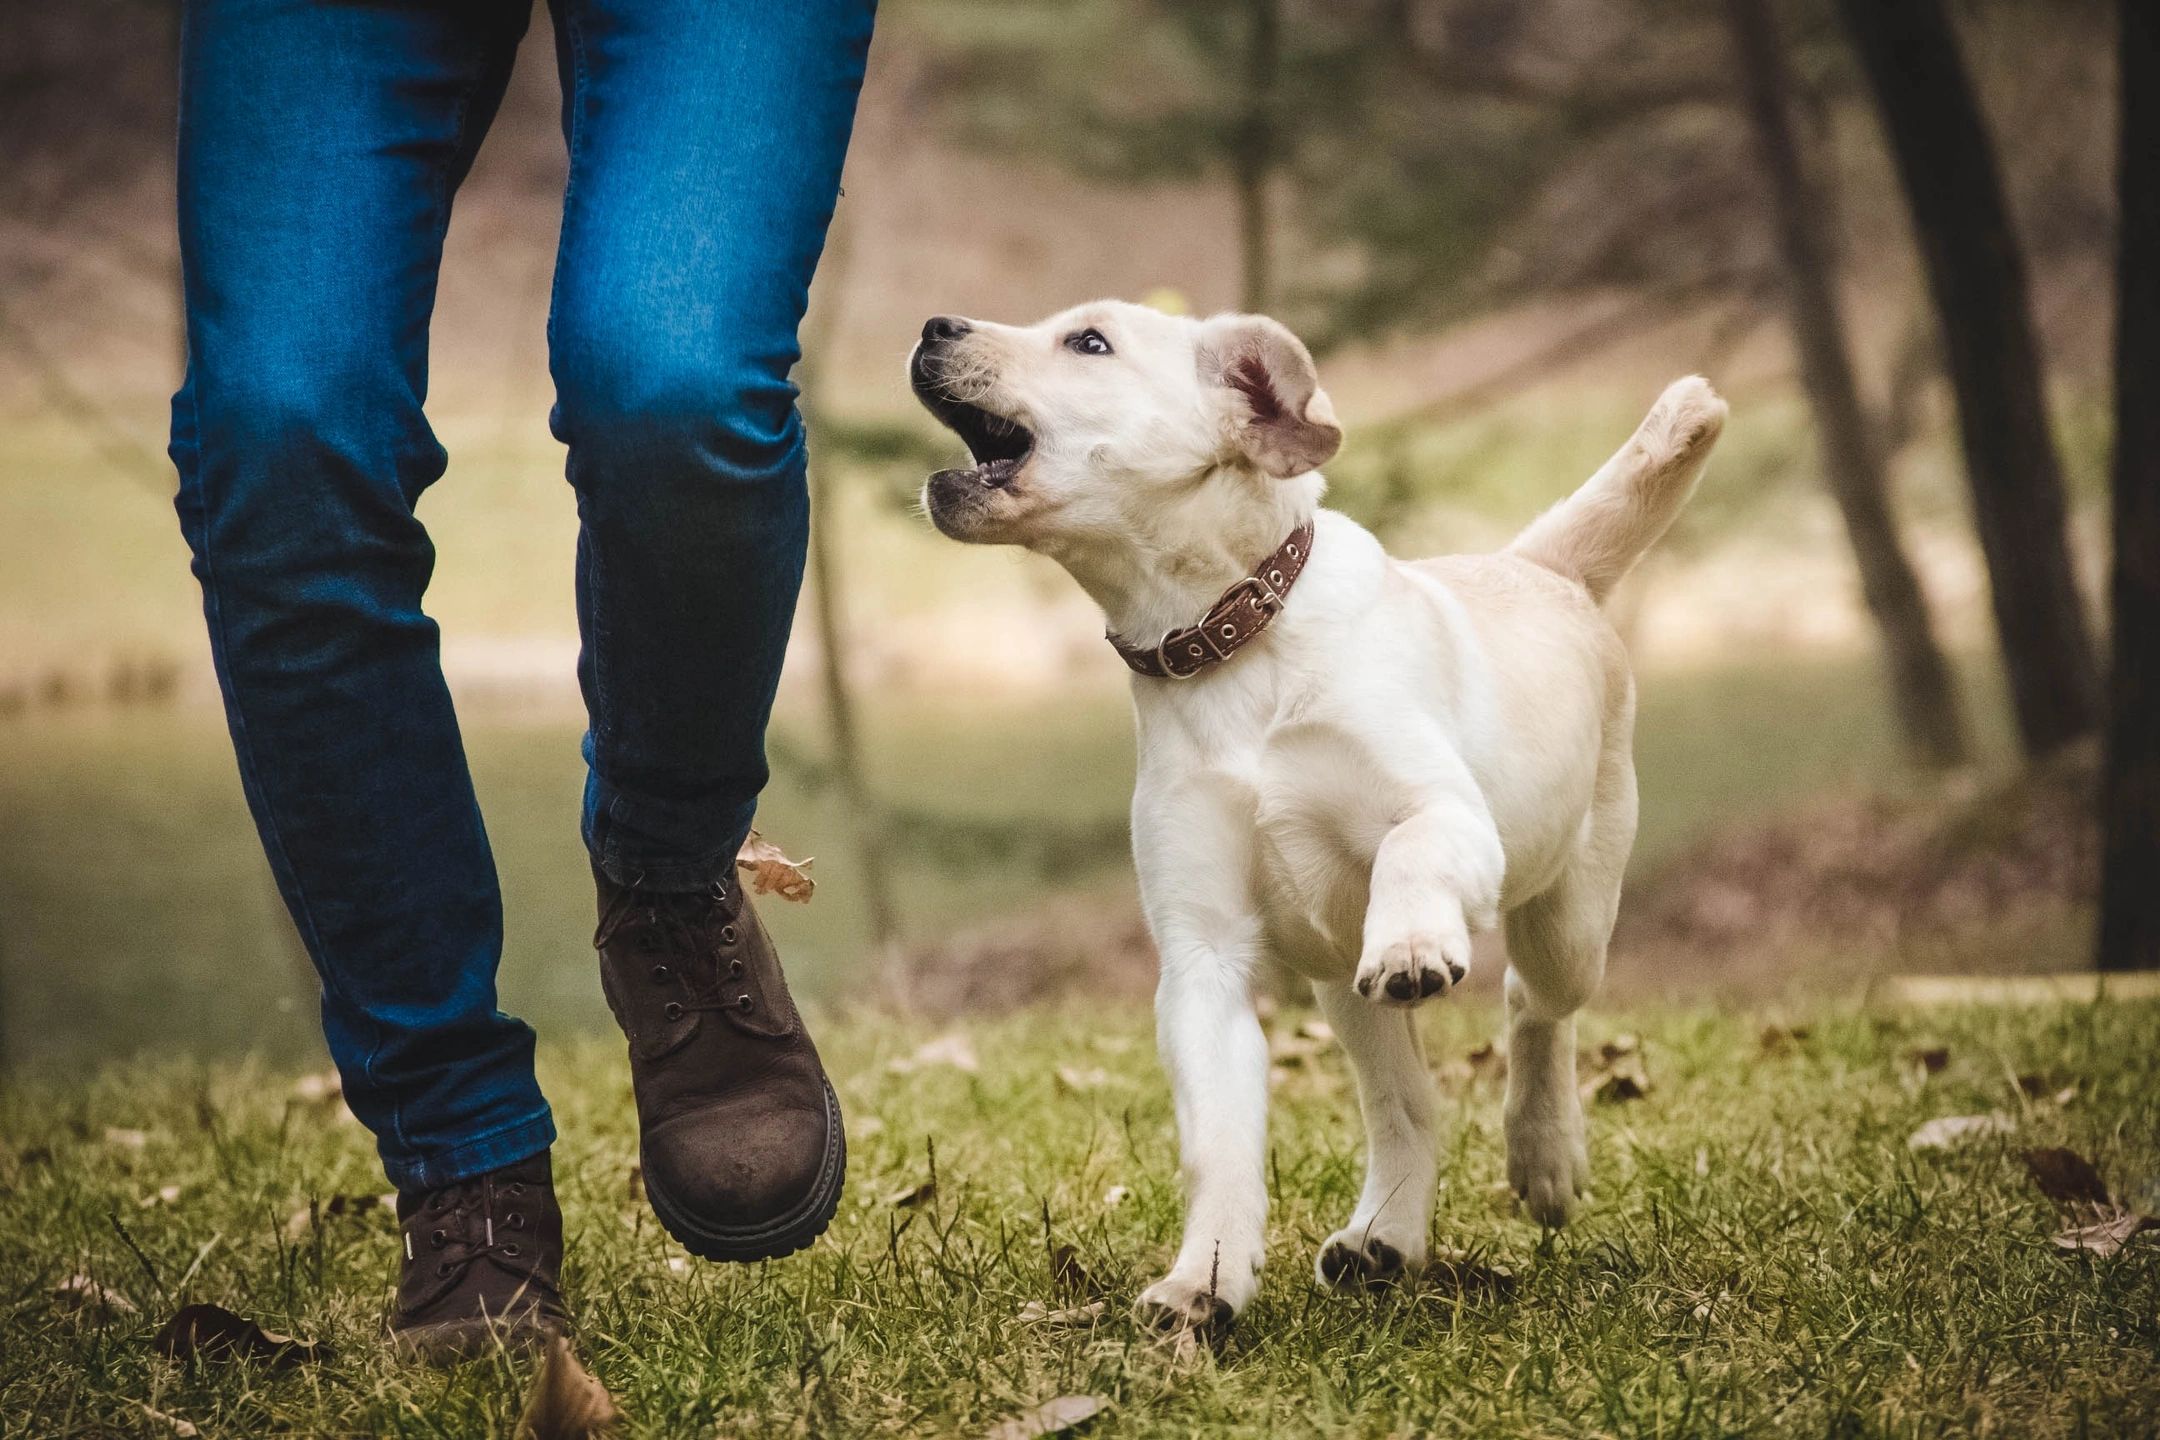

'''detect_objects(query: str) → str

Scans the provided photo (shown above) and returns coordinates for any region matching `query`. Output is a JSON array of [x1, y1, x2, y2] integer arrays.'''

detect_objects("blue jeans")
[[169, 0, 875, 1189]]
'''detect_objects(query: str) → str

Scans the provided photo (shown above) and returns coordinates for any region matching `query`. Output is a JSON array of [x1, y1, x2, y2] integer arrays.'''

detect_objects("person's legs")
[[544, 0, 875, 1260], [171, 0, 549, 1193], [546, 0, 877, 890]]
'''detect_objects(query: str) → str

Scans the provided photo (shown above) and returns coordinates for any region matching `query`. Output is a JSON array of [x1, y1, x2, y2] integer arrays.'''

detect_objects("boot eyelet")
[[664, 1002, 684, 1021], [651, 964, 671, 983], [720, 924, 739, 946], [736, 995, 754, 1012], [430, 1229, 446, 1249], [436, 1261, 453, 1277], [508, 1212, 526, 1230], [503, 1244, 520, 1258], [728, 959, 744, 978], [509, 1183, 525, 1196]]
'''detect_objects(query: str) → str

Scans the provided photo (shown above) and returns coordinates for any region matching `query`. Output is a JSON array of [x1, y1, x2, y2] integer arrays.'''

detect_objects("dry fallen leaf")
[[1758, 1024, 1811, 1056], [283, 1191, 392, 1241], [983, 1393, 1107, 1440], [54, 1273, 137, 1317], [1426, 1247, 1520, 1300], [2052, 1209, 2157, 1258], [887, 1033, 980, 1075], [140, 1405, 199, 1438], [2022, 1148, 2113, 1208], [517, 1336, 622, 1440], [290, 1071, 342, 1105], [1049, 1243, 1101, 1298], [885, 1179, 937, 1209], [1907, 1113, 2015, 1150], [735, 831, 815, 904], [152, 1303, 327, 1369], [1016, 1299, 1107, 1328], [1054, 1066, 1113, 1094]]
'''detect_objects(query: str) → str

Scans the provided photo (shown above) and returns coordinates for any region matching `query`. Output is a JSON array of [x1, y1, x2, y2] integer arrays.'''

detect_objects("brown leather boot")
[[594, 872, 845, 1261], [390, 1151, 566, 1364]]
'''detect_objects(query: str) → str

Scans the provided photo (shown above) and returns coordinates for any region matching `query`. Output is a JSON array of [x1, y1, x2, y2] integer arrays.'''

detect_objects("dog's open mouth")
[[914, 381, 1034, 487]]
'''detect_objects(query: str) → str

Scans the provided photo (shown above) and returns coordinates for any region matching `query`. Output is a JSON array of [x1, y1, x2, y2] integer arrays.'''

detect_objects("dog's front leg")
[[1130, 783, 1270, 1337], [1137, 945, 1271, 1336], [1356, 787, 1505, 1006]]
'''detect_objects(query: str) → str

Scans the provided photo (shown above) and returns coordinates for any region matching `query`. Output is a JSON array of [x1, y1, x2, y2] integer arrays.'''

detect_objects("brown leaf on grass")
[[1054, 1066, 1114, 1094], [516, 1336, 622, 1440], [1426, 1248, 1519, 1300], [1758, 1024, 1811, 1056], [2023, 1148, 2113, 1208], [982, 1394, 1107, 1440], [887, 1033, 979, 1075], [885, 1179, 937, 1209], [140, 1405, 199, 1438], [282, 1191, 392, 1241], [54, 1273, 137, 1317], [290, 1071, 342, 1105], [152, 1303, 327, 1369], [1016, 1299, 1107, 1328], [2052, 1209, 2158, 1258], [1587, 1069, 1649, 1103], [1049, 1243, 1101, 1298], [2015, 1075, 2079, 1107], [1268, 1031, 1329, 1066], [735, 831, 814, 904], [1907, 1113, 2016, 1150]]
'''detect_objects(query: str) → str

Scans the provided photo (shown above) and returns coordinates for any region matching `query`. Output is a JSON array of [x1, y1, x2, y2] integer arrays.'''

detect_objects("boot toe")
[[643, 1098, 833, 1231]]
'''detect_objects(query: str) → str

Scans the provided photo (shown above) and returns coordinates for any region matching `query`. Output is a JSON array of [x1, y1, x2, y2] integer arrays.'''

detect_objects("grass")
[[5, 995, 2157, 1436]]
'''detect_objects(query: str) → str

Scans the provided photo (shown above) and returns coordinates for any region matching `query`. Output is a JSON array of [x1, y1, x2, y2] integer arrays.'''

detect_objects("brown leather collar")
[[1108, 520, 1316, 679]]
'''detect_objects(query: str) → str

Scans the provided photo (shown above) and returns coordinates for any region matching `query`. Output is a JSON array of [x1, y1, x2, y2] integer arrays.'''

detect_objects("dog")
[[909, 301, 1725, 1335]]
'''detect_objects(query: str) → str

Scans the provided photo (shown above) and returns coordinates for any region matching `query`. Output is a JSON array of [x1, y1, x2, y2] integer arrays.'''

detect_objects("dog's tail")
[[1508, 376, 1727, 605]]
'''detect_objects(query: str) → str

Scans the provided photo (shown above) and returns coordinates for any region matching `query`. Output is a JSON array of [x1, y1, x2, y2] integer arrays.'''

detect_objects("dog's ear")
[[1199, 315, 1341, 478]]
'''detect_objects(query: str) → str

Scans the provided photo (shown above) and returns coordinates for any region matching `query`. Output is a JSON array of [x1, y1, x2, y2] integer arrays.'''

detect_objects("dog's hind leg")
[[1311, 982, 1438, 1289], [1501, 757, 1635, 1227]]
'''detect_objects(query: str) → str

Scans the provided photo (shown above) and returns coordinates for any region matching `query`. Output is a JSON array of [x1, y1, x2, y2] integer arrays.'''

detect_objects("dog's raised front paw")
[[1354, 928, 1470, 1006], [1134, 1274, 1237, 1338], [1315, 1226, 1424, 1290]]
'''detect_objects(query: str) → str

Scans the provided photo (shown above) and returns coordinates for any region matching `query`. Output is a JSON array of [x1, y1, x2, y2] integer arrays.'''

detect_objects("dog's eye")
[[1065, 328, 1112, 357]]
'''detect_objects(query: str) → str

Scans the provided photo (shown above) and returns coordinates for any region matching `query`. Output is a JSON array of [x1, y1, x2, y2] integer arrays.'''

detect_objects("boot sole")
[[641, 1078, 847, 1263]]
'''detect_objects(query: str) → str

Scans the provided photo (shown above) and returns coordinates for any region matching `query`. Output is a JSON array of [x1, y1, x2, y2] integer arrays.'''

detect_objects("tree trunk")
[[1725, 0, 1968, 769], [1232, 0, 1280, 313], [2096, 0, 2160, 974], [796, 209, 903, 961], [1835, 0, 2102, 758]]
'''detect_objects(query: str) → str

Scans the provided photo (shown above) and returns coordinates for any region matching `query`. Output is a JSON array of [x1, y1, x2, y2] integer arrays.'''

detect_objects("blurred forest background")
[[1, 0, 2152, 1072]]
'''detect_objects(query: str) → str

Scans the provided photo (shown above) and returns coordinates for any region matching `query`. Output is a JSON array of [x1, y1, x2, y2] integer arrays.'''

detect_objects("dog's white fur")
[[912, 300, 1726, 1332]]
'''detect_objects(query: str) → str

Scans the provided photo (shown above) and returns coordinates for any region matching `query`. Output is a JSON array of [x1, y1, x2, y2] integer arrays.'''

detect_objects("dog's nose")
[[921, 315, 970, 345]]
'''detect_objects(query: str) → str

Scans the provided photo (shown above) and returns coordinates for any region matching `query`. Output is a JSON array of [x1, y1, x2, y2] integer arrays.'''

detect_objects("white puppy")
[[909, 301, 1725, 1335]]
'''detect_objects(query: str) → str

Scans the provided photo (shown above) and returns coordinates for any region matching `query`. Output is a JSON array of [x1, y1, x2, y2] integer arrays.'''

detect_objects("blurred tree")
[[908, 0, 1357, 315], [2096, 0, 2158, 974], [1836, 0, 2102, 760], [1722, 0, 1967, 768]]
